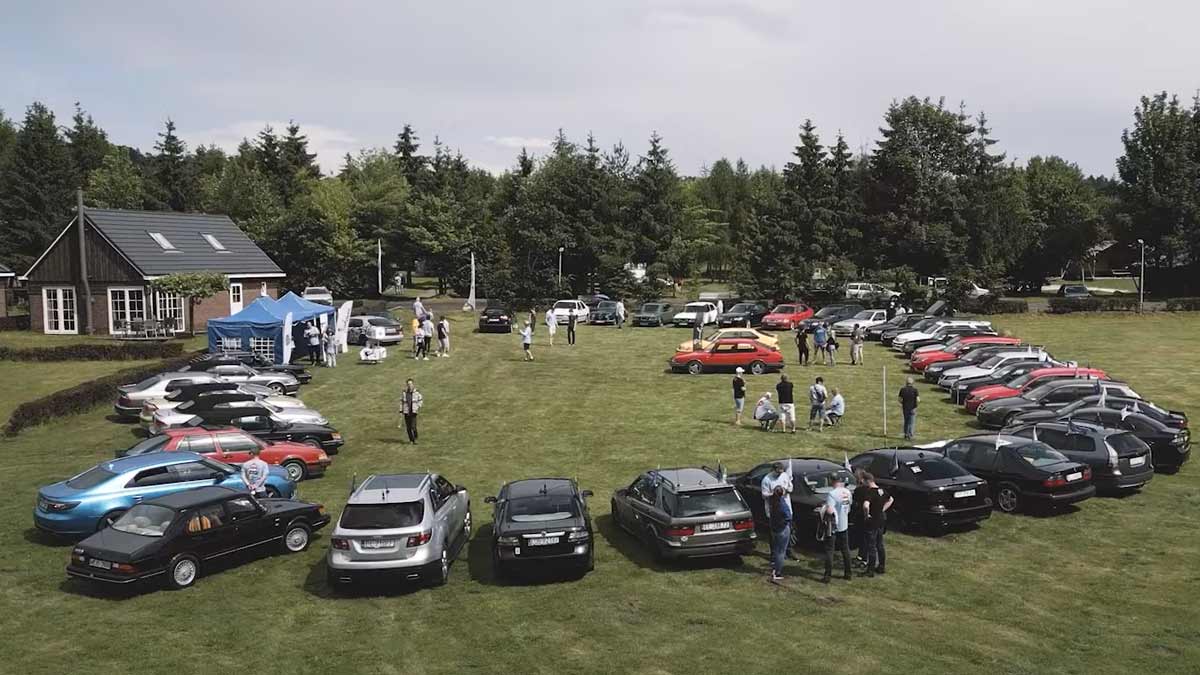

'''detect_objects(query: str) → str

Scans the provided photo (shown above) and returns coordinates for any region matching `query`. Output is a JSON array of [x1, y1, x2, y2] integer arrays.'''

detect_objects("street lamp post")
[[1137, 238, 1145, 314], [558, 246, 565, 288]]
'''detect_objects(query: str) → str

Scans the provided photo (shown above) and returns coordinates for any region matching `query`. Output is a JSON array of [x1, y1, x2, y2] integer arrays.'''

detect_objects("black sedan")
[[976, 380, 1141, 429], [478, 307, 514, 333], [921, 344, 1032, 383], [938, 435, 1095, 513], [1031, 406, 1190, 473], [485, 477, 594, 578], [717, 302, 768, 328], [1006, 421, 1155, 492], [730, 458, 857, 542], [1009, 395, 1188, 429], [196, 410, 344, 454], [187, 351, 311, 384], [631, 302, 674, 327], [849, 449, 992, 534], [589, 300, 623, 325], [798, 304, 864, 333], [67, 486, 328, 589], [950, 361, 1056, 403]]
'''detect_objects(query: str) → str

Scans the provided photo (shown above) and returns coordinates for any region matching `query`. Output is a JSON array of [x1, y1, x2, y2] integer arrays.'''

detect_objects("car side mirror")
[[211, 472, 226, 482], [455, 484, 467, 493], [581, 490, 594, 498], [484, 496, 497, 504]]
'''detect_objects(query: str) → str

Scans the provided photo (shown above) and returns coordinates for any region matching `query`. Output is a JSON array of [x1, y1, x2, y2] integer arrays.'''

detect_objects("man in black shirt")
[[899, 377, 920, 440], [795, 327, 809, 366], [567, 312, 577, 346], [732, 367, 747, 426], [775, 374, 796, 433], [861, 472, 893, 576]]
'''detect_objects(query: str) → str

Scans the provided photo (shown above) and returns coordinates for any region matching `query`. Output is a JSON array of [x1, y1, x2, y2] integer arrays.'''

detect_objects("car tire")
[[98, 509, 126, 531], [264, 486, 281, 498], [166, 553, 200, 590], [686, 360, 703, 375], [282, 460, 307, 482], [749, 360, 767, 375], [996, 483, 1021, 514], [302, 438, 322, 449], [282, 522, 311, 553], [430, 547, 450, 587], [268, 382, 286, 395]]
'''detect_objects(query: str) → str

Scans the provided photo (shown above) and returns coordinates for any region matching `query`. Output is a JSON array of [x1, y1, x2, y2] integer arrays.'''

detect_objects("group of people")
[[737, 373, 845, 432], [301, 320, 340, 367], [795, 322, 868, 367], [411, 297, 451, 360], [515, 306, 584, 361], [761, 462, 893, 584]]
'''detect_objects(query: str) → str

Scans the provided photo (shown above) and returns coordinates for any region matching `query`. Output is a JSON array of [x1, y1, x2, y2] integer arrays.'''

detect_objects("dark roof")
[[85, 208, 283, 277], [769, 458, 844, 473], [506, 478, 574, 499], [147, 486, 240, 509]]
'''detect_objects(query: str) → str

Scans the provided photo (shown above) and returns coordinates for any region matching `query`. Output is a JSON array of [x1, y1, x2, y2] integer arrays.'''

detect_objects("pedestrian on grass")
[[616, 299, 626, 329], [820, 474, 853, 583], [528, 308, 536, 334], [732, 367, 747, 426], [861, 472, 892, 577], [436, 317, 450, 357], [808, 376, 828, 431], [825, 323, 839, 366], [796, 327, 809, 366], [768, 486, 792, 582], [813, 323, 828, 365], [304, 322, 321, 365], [413, 296, 426, 321], [754, 393, 780, 431], [825, 387, 845, 426], [567, 311, 578, 346], [411, 316, 420, 356], [899, 377, 920, 440], [520, 320, 534, 361], [421, 315, 435, 361], [323, 328, 338, 368], [545, 308, 557, 346], [851, 469, 871, 568], [776, 374, 796, 433], [692, 313, 704, 350], [241, 446, 270, 497], [400, 378, 423, 444], [850, 324, 865, 365]]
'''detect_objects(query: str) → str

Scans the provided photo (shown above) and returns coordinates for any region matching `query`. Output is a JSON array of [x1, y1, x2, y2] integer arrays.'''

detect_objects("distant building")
[[20, 209, 284, 335], [0, 263, 18, 318], [1072, 240, 1136, 278]]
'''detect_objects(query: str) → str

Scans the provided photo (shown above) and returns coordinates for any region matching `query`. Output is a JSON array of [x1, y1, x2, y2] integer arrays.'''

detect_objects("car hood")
[[762, 313, 797, 321], [77, 527, 163, 563]]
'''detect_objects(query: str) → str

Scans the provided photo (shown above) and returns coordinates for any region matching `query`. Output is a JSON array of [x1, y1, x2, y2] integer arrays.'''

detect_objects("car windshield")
[[1107, 432, 1148, 455], [65, 466, 116, 489], [484, 309, 508, 316], [727, 303, 754, 313], [553, 301, 575, 309], [368, 318, 398, 326], [684, 304, 708, 311], [597, 301, 618, 310], [340, 502, 424, 529], [305, 287, 329, 294], [1016, 443, 1069, 467], [903, 458, 970, 480], [814, 307, 841, 318], [111, 504, 175, 537], [771, 305, 798, 313], [134, 375, 162, 389], [802, 470, 856, 494], [640, 304, 664, 312], [911, 319, 937, 330], [126, 435, 170, 456], [507, 496, 580, 523], [1065, 286, 1087, 293], [979, 356, 1005, 368], [852, 310, 874, 319], [666, 488, 745, 518]]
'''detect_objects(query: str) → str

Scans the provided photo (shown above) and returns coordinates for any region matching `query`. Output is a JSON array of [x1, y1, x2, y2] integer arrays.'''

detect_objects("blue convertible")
[[34, 452, 295, 537]]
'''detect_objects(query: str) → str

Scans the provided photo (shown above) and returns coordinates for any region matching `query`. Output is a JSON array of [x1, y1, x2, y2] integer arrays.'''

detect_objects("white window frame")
[[108, 286, 147, 335], [249, 337, 275, 360], [155, 290, 187, 334], [148, 232, 177, 250], [43, 286, 78, 334], [229, 282, 243, 314], [201, 233, 227, 251], [220, 337, 243, 352]]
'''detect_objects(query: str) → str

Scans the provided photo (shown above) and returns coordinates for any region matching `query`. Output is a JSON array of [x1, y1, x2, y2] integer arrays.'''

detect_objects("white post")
[[1137, 239, 1145, 314], [882, 366, 888, 438]]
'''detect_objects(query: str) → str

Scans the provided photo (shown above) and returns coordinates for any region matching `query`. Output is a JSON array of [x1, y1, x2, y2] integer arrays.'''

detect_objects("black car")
[[66, 486, 329, 589], [188, 351, 311, 384], [589, 300, 623, 325], [798, 304, 864, 333], [730, 458, 857, 541], [717, 302, 768, 328], [1006, 421, 1155, 492], [950, 361, 1059, 403], [194, 412, 344, 454], [485, 478, 594, 578], [631, 302, 674, 327], [849, 449, 992, 534], [921, 345, 1034, 383], [478, 307, 514, 333], [1008, 395, 1188, 429], [1028, 406, 1190, 473], [938, 435, 1095, 513], [976, 380, 1141, 429], [881, 317, 941, 346]]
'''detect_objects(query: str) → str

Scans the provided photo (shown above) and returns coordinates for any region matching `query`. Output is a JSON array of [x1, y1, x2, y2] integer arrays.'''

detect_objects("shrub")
[[0, 342, 184, 362], [965, 296, 1029, 315], [1047, 297, 1139, 314], [3, 352, 200, 436], [1165, 297, 1200, 312]]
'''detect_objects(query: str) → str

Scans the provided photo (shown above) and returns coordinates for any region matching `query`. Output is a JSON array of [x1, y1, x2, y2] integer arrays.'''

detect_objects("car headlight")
[[497, 536, 520, 546], [568, 530, 590, 542]]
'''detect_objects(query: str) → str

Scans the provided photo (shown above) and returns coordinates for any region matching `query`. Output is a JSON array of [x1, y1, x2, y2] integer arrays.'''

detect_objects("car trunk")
[[923, 476, 990, 511]]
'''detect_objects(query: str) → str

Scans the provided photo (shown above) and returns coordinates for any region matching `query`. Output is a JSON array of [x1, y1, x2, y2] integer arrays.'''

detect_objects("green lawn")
[[1, 313, 1198, 674]]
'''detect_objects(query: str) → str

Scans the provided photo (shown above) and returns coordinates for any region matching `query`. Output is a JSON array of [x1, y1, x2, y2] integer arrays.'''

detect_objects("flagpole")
[[377, 239, 383, 295], [882, 366, 888, 438]]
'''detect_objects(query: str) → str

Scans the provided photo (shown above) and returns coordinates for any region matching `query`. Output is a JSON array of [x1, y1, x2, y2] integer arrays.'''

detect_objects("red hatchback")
[[119, 426, 332, 482], [669, 338, 785, 375], [760, 304, 814, 330], [910, 336, 1023, 372], [965, 367, 1108, 413]]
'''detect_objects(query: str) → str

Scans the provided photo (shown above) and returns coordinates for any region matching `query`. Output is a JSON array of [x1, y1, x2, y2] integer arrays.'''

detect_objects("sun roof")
[[148, 232, 177, 251], [202, 233, 227, 251]]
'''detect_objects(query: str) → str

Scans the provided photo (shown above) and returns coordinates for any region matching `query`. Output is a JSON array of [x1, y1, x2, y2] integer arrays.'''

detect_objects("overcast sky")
[[2, 1, 1197, 177]]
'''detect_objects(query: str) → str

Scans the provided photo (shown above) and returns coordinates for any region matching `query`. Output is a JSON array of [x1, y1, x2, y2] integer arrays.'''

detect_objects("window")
[[129, 467, 179, 488], [340, 502, 425, 529], [665, 488, 745, 518], [108, 288, 146, 334], [201, 233, 227, 251], [66, 466, 116, 489], [113, 505, 176, 537], [226, 497, 259, 520], [943, 441, 971, 464], [736, 343, 756, 352], [215, 433, 260, 453], [186, 504, 226, 534], [155, 291, 186, 333], [234, 416, 270, 431], [714, 343, 737, 352], [220, 338, 243, 351], [181, 435, 216, 454], [148, 232, 177, 250], [250, 337, 274, 360], [43, 287, 77, 334], [170, 461, 218, 483]]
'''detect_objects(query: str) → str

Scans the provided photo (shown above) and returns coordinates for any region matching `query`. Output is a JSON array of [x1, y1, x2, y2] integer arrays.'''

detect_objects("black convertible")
[[849, 449, 992, 535], [189, 410, 344, 454], [67, 486, 329, 590], [486, 478, 594, 578], [187, 351, 311, 384]]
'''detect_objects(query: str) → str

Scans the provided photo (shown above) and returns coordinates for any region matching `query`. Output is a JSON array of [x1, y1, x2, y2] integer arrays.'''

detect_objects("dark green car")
[[631, 302, 673, 327]]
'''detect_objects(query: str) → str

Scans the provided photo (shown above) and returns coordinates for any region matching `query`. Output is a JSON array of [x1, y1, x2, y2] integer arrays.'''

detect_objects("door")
[[182, 503, 237, 558], [214, 432, 260, 463], [435, 475, 465, 536], [229, 283, 243, 314], [155, 291, 187, 333], [225, 495, 273, 545], [108, 287, 146, 335], [43, 287, 78, 334], [708, 343, 741, 370]]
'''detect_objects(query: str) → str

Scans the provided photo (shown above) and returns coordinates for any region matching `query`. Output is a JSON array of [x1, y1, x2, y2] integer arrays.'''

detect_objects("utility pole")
[[78, 189, 93, 334], [1137, 239, 1145, 314]]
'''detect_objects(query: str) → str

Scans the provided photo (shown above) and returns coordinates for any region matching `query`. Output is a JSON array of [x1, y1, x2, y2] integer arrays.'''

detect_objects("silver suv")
[[326, 473, 471, 588]]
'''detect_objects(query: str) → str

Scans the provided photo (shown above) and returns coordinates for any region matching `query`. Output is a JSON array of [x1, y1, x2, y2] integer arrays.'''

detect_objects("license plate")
[[1130, 456, 1146, 467], [701, 521, 731, 531], [953, 489, 976, 498], [529, 537, 559, 546], [1066, 472, 1082, 482], [362, 539, 395, 549], [88, 558, 112, 570]]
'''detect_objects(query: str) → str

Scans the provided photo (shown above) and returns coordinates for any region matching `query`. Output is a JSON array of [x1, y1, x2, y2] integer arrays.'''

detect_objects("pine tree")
[[0, 102, 75, 269], [87, 148, 146, 209], [0, 108, 16, 167], [630, 132, 682, 264], [152, 119, 192, 211], [393, 124, 426, 189], [65, 103, 111, 187]]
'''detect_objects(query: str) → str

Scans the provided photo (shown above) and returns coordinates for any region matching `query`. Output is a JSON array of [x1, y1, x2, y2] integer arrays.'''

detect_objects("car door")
[[180, 433, 219, 460], [707, 342, 739, 370], [943, 441, 978, 474], [625, 475, 659, 533], [224, 495, 275, 547], [736, 464, 773, 521], [428, 482, 453, 547], [181, 502, 237, 559], [214, 431, 260, 463], [434, 475, 465, 536]]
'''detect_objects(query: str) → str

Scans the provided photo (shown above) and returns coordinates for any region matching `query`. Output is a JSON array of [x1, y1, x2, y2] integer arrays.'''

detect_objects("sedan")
[[67, 486, 327, 590], [730, 458, 858, 541], [589, 300, 623, 325], [849, 449, 992, 535], [831, 309, 889, 336], [676, 327, 779, 353], [669, 338, 784, 375], [486, 478, 594, 578], [717, 302, 768, 328], [974, 379, 1137, 428], [33, 452, 295, 537], [186, 351, 311, 384], [909, 336, 1023, 372], [936, 435, 1095, 513], [137, 383, 280, 427], [186, 410, 345, 453], [948, 361, 1056, 403], [799, 304, 865, 333], [153, 399, 327, 432], [348, 315, 405, 345], [552, 299, 589, 324], [631, 302, 674, 327], [119, 426, 332, 482], [672, 302, 719, 327], [114, 372, 225, 419], [202, 364, 300, 395], [760, 303, 814, 331], [477, 307, 514, 333], [934, 349, 1049, 387], [965, 367, 1108, 414]]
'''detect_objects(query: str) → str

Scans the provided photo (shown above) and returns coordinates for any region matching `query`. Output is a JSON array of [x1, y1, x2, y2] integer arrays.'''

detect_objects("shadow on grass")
[[594, 514, 758, 577], [23, 527, 76, 548], [466, 523, 588, 587], [60, 546, 303, 600], [105, 414, 135, 424], [300, 556, 425, 599]]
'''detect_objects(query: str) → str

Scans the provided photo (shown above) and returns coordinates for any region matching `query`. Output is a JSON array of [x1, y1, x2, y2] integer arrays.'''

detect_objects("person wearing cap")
[[760, 461, 793, 514], [732, 367, 747, 426]]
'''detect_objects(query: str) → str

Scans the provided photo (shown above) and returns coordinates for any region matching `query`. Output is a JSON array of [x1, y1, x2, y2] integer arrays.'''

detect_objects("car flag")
[[1121, 406, 1131, 421], [1097, 383, 1107, 407], [843, 452, 851, 472], [1032, 424, 1039, 442]]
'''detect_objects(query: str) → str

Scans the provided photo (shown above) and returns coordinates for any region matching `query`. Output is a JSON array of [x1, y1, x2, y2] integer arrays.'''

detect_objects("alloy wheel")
[[173, 559, 197, 587]]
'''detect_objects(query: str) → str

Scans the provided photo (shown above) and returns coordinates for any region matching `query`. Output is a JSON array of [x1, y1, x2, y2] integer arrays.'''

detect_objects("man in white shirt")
[[615, 300, 626, 329], [544, 308, 557, 346], [520, 321, 534, 361], [826, 388, 846, 426], [412, 296, 426, 320], [241, 447, 271, 497], [303, 322, 321, 365], [760, 462, 793, 515], [821, 474, 853, 582]]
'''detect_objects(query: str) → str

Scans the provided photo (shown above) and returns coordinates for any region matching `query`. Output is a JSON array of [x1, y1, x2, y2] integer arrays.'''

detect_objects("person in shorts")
[[775, 374, 796, 433], [520, 320, 534, 361], [732, 367, 747, 425], [808, 376, 828, 431]]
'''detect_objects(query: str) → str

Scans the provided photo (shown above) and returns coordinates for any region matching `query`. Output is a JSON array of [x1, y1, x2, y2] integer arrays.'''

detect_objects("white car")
[[831, 309, 890, 336], [672, 302, 719, 327], [552, 299, 589, 324], [968, 282, 991, 299], [844, 282, 900, 300], [939, 350, 1050, 385], [151, 399, 327, 433], [891, 320, 991, 349], [302, 286, 334, 305]]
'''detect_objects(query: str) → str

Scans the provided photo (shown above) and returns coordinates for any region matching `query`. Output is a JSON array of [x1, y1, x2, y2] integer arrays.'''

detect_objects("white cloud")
[[182, 120, 359, 175], [485, 135, 554, 150]]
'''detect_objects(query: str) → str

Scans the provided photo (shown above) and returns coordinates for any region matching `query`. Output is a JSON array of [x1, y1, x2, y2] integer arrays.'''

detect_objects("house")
[[20, 208, 284, 335], [0, 263, 15, 318]]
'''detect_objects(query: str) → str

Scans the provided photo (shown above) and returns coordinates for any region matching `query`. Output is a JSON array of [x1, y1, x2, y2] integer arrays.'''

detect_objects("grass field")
[[1, 313, 1198, 674]]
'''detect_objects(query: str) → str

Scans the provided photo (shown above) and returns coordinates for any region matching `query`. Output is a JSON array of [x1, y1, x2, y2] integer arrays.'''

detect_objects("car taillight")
[[113, 562, 137, 573], [1043, 475, 1067, 488], [1082, 467, 1092, 481], [662, 525, 694, 537], [407, 530, 433, 547], [733, 519, 754, 531], [331, 537, 350, 550]]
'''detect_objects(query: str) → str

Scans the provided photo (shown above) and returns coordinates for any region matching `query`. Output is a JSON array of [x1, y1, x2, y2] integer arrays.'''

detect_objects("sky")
[[2, 1, 1197, 177]]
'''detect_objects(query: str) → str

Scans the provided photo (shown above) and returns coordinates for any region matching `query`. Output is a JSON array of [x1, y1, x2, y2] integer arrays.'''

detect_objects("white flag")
[[281, 311, 294, 364], [1120, 406, 1131, 421], [843, 452, 851, 472], [377, 239, 383, 294], [1032, 424, 1039, 442], [467, 251, 477, 310], [1097, 384, 1107, 407]]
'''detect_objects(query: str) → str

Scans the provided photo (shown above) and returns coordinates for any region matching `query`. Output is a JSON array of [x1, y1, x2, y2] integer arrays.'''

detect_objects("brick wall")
[[29, 286, 43, 331], [191, 279, 280, 333]]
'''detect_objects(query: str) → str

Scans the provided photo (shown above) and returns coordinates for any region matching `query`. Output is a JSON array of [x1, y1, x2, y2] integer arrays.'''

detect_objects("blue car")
[[34, 452, 295, 537]]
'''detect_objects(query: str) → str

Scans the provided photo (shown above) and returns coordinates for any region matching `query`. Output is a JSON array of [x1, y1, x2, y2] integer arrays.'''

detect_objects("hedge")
[[1047, 296, 1140, 314], [963, 296, 1029, 315], [1165, 297, 1200, 312], [3, 352, 199, 436], [0, 341, 184, 362]]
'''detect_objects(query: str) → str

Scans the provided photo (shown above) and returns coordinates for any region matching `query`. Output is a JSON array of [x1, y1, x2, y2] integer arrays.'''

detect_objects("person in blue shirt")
[[767, 486, 792, 582], [821, 474, 853, 583], [813, 324, 828, 365]]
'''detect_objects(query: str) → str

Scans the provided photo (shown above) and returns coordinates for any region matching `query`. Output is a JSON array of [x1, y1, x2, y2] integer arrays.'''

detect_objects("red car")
[[910, 336, 1023, 372], [669, 338, 785, 375], [759, 303, 813, 330], [119, 426, 332, 482], [965, 367, 1108, 413]]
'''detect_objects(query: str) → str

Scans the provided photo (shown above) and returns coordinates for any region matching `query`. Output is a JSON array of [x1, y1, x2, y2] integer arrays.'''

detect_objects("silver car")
[[138, 383, 280, 426], [113, 372, 225, 419], [348, 315, 405, 345], [326, 473, 471, 588], [152, 399, 326, 433], [203, 364, 300, 395]]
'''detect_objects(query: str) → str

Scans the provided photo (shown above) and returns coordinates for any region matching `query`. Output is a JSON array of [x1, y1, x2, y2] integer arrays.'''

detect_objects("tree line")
[[1, 93, 1198, 303]]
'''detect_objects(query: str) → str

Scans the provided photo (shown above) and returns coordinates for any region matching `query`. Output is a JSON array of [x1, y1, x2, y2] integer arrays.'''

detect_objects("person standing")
[[821, 474, 853, 583], [795, 327, 809, 366], [412, 296, 426, 321], [850, 324, 865, 366], [421, 315, 435, 361], [731, 367, 747, 426], [825, 323, 838, 366], [692, 313, 704, 350], [899, 377, 920, 440], [413, 321, 427, 360], [400, 378, 423, 445], [545, 307, 557, 346], [241, 446, 270, 497], [304, 322, 321, 365], [520, 320, 534, 361], [776, 374, 796, 433], [615, 299, 626, 329], [813, 322, 828, 365], [436, 317, 450, 357], [808, 376, 828, 431], [861, 472, 893, 577], [323, 327, 338, 368], [759, 462, 793, 514], [567, 311, 578, 346], [767, 486, 792, 582], [527, 308, 536, 334]]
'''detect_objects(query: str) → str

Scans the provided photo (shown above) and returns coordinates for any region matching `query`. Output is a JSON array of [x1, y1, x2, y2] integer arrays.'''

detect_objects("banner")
[[466, 251, 477, 310], [377, 239, 383, 295], [281, 311, 294, 364], [335, 300, 353, 353]]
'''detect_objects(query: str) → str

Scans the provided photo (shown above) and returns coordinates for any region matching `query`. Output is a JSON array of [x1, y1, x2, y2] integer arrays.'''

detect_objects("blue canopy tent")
[[274, 291, 336, 322], [206, 296, 289, 363]]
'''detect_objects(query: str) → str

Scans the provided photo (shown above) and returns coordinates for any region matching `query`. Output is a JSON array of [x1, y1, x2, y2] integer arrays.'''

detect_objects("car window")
[[185, 504, 226, 533], [66, 465, 117, 489], [181, 435, 217, 454], [902, 458, 970, 480], [631, 475, 656, 505], [737, 343, 756, 352], [235, 416, 271, 431], [171, 461, 217, 482], [1013, 443, 1069, 467], [215, 433, 260, 452], [714, 343, 737, 352], [1107, 432, 1147, 455], [113, 504, 176, 537], [435, 476, 456, 499], [965, 442, 999, 468], [943, 441, 972, 464], [340, 502, 424, 529], [225, 497, 259, 520], [1125, 417, 1155, 433], [746, 464, 773, 486], [349, 319, 362, 328], [165, 378, 195, 390], [869, 455, 894, 478], [129, 467, 180, 488], [1066, 433, 1095, 452], [665, 488, 745, 517]]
